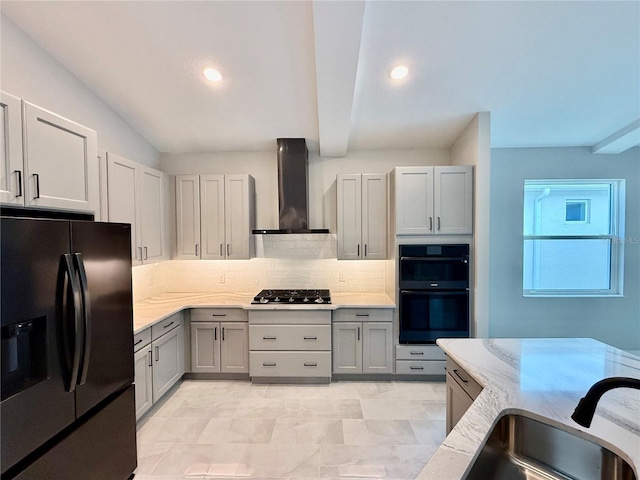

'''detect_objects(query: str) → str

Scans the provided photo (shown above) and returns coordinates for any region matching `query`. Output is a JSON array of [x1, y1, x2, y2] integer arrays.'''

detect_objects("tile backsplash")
[[132, 234, 387, 301]]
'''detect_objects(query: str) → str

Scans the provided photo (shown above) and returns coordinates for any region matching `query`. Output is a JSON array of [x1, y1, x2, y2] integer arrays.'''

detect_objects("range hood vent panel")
[[253, 138, 329, 235]]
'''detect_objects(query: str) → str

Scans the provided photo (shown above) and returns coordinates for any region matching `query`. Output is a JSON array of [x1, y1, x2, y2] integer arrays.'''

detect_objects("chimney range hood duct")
[[253, 138, 329, 234]]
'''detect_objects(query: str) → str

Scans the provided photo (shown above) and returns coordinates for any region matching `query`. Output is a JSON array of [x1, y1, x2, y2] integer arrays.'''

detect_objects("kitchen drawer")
[[151, 313, 182, 340], [133, 328, 152, 352], [250, 351, 331, 377], [190, 308, 247, 323], [446, 357, 483, 399], [396, 344, 445, 361], [248, 310, 331, 325], [333, 308, 393, 323], [395, 360, 446, 375], [250, 325, 331, 351]]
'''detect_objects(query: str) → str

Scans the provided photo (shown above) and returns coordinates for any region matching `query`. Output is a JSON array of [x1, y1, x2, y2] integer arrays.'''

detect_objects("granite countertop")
[[416, 338, 640, 480], [133, 292, 395, 334]]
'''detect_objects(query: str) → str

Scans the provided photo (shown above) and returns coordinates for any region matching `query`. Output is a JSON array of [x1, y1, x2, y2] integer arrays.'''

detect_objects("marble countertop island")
[[416, 338, 640, 480], [133, 292, 395, 334]]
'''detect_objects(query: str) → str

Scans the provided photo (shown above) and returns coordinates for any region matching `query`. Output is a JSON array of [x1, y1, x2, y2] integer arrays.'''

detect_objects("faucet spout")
[[571, 377, 640, 427]]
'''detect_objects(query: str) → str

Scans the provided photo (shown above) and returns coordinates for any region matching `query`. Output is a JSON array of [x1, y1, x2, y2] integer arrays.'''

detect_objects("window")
[[523, 180, 625, 296]]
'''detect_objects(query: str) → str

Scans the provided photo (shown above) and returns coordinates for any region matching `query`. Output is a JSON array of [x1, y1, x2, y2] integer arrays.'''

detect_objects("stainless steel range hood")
[[253, 138, 329, 234]]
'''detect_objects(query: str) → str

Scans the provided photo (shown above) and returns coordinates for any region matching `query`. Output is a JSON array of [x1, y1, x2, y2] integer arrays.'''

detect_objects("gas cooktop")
[[252, 289, 331, 305]]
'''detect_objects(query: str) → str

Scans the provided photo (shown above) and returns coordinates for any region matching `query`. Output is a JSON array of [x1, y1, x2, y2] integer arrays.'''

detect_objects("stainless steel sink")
[[464, 413, 636, 480]]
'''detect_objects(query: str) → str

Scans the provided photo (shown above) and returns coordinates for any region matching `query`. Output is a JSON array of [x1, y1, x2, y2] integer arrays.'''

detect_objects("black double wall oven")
[[399, 244, 470, 344]]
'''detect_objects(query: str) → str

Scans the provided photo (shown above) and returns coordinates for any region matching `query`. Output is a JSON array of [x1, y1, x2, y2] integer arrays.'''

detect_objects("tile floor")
[[134, 380, 447, 480]]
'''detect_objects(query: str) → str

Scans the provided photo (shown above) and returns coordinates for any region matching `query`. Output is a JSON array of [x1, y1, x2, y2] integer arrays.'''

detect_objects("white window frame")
[[523, 179, 625, 297]]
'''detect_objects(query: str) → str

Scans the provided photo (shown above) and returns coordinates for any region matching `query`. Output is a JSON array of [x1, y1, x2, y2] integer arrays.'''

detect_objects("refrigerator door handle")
[[74, 253, 92, 385], [62, 254, 83, 392]]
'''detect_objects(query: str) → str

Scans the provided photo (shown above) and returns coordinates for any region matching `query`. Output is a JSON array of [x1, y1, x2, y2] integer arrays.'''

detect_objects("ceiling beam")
[[312, 1, 365, 157], [592, 119, 640, 154]]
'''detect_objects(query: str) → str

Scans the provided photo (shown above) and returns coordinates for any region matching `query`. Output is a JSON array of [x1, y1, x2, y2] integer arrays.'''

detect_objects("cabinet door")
[[395, 167, 433, 235], [446, 371, 474, 434], [220, 322, 249, 373], [362, 322, 393, 374], [224, 174, 254, 259], [337, 174, 362, 260], [107, 154, 141, 264], [361, 174, 387, 259], [139, 166, 166, 262], [434, 166, 473, 235], [134, 347, 153, 420], [0, 92, 24, 205], [175, 175, 201, 259], [22, 102, 98, 213], [152, 326, 183, 401], [200, 175, 226, 259], [190, 322, 221, 373], [332, 322, 362, 373]]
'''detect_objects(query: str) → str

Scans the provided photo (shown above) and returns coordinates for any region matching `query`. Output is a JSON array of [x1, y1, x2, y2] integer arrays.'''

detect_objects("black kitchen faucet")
[[571, 377, 640, 427]]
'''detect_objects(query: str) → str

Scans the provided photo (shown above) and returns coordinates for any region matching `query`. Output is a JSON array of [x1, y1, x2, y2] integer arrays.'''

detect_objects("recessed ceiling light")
[[204, 68, 222, 82], [390, 65, 409, 80]]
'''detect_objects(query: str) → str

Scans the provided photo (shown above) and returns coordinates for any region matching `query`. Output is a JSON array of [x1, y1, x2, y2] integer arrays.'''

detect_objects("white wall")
[[489, 147, 640, 350], [0, 15, 159, 168]]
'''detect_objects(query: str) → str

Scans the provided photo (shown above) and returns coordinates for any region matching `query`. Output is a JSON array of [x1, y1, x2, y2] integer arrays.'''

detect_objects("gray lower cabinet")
[[190, 321, 249, 373], [395, 344, 446, 375], [332, 320, 393, 374], [445, 356, 483, 433], [133, 312, 184, 421]]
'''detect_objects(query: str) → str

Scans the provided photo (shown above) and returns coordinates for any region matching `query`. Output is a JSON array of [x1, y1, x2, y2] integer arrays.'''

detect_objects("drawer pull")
[[263, 336, 277, 340], [356, 314, 369, 317], [304, 362, 318, 367], [211, 314, 226, 317], [410, 351, 424, 356], [410, 366, 424, 370], [453, 369, 469, 384], [134, 339, 143, 346], [163, 321, 175, 329], [263, 362, 277, 367], [303, 336, 317, 340]]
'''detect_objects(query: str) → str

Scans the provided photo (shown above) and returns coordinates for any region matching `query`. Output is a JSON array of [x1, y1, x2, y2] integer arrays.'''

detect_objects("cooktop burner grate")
[[252, 289, 331, 304]]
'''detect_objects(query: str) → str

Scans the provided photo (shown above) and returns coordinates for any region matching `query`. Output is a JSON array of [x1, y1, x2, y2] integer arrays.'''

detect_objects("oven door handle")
[[400, 290, 469, 296], [400, 256, 468, 262]]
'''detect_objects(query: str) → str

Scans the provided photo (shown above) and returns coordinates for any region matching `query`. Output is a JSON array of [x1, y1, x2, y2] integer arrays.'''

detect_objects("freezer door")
[[13, 385, 137, 480], [0, 217, 76, 474], [71, 221, 134, 418]]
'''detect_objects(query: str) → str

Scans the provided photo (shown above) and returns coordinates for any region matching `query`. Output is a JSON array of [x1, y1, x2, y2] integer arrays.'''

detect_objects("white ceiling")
[[2, 1, 639, 156]]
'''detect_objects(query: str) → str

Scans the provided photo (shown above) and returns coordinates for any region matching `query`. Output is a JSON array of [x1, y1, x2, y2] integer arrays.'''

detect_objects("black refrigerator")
[[1, 214, 137, 480]]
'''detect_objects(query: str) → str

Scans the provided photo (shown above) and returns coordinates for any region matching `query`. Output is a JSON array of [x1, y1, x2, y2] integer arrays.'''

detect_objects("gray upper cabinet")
[[175, 174, 255, 260], [0, 92, 24, 205], [106, 153, 167, 264], [337, 173, 387, 260], [395, 166, 473, 235], [1, 93, 99, 214]]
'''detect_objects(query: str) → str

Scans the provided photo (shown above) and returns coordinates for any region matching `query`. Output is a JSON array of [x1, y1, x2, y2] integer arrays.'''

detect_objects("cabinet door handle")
[[410, 351, 424, 356], [163, 321, 174, 329], [214, 327, 217, 340], [219, 243, 223, 256], [437, 217, 441, 231], [356, 314, 369, 317], [148, 350, 153, 367], [155, 346, 159, 362], [303, 336, 317, 340], [410, 366, 424, 370], [222, 327, 225, 341], [453, 369, 469, 384], [195, 244, 199, 256], [134, 339, 143, 346], [357, 244, 360, 257], [226, 244, 230, 256], [15, 170, 22, 197], [364, 244, 367, 257], [144, 246, 148, 260], [211, 314, 226, 317], [263, 362, 276, 367], [263, 336, 277, 340], [357, 326, 360, 341], [33, 173, 40, 199], [304, 362, 318, 367], [137, 246, 143, 261], [429, 216, 433, 231]]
